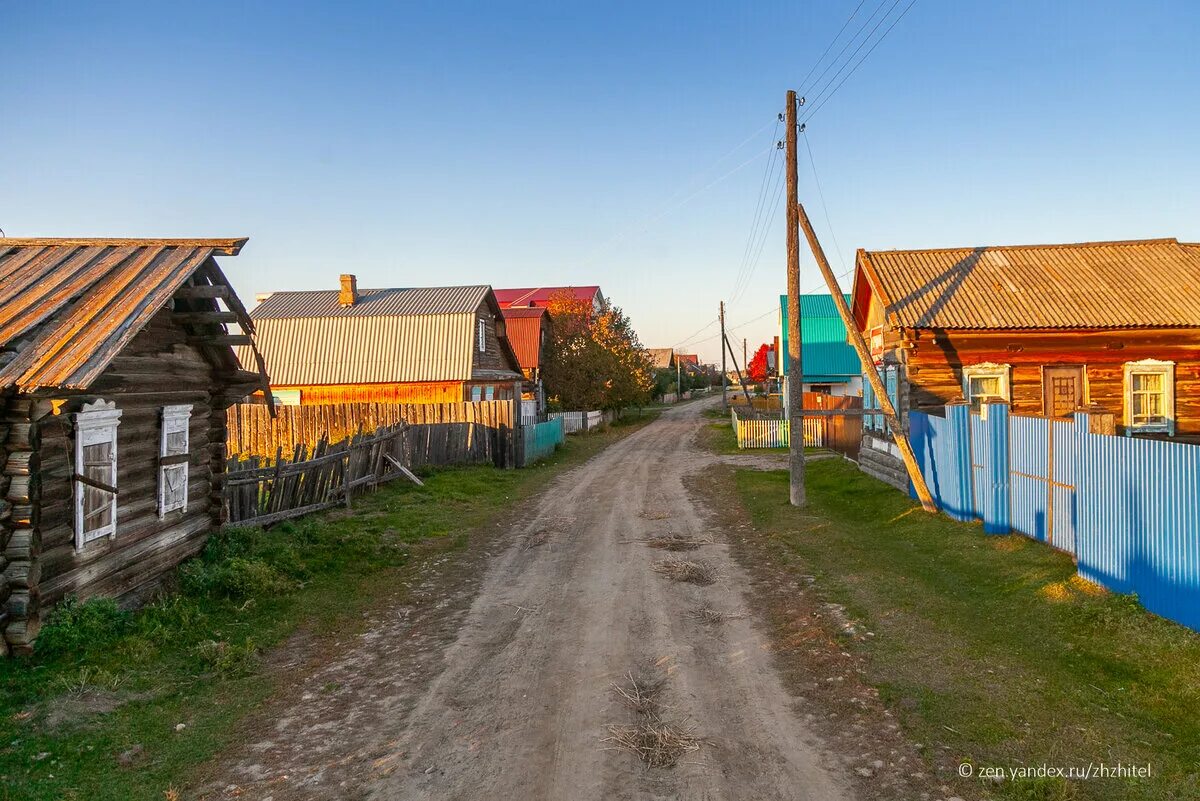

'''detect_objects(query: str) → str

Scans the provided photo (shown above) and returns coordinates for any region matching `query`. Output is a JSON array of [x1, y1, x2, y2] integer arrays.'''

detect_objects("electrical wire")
[[803, 132, 848, 274], [795, 0, 870, 98], [729, 120, 782, 302], [798, 0, 895, 108], [801, 0, 919, 124]]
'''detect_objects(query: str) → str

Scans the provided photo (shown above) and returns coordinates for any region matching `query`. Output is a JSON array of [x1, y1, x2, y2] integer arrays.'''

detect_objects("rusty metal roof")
[[857, 238, 1200, 330], [252, 285, 492, 319], [244, 284, 522, 385], [494, 286, 602, 308], [500, 307, 548, 372], [0, 238, 266, 392]]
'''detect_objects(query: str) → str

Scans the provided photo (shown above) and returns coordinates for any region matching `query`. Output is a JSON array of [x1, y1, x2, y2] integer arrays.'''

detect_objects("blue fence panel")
[[1075, 428, 1200, 630], [522, 418, 564, 465], [1010, 414, 1051, 544], [1050, 419, 1078, 556], [909, 407, 973, 521], [969, 412, 986, 518]]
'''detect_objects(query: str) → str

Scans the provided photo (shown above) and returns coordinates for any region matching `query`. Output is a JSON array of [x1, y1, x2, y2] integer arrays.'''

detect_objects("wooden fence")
[[548, 410, 604, 434], [227, 401, 517, 468], [730, 394, 862, 456], [224, 424, 414, 527], [732, 409, 824, 448]]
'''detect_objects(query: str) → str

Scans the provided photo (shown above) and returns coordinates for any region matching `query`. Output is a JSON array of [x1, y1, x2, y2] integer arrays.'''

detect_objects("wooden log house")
[[243, 277, 525, 406], [850, 238, 1200, 489], [0, 238, 269, 653]]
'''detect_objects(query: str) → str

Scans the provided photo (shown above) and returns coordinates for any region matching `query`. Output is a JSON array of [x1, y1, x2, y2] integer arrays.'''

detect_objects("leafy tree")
[[542, 291, 654, 410], [747, 343, 771, 384]]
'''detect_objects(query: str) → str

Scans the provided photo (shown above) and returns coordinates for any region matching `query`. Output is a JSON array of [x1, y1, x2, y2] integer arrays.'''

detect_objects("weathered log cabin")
[[851, 238, 1200, 489], [245, 277, 524, 405], [0, 238, 269, 653]]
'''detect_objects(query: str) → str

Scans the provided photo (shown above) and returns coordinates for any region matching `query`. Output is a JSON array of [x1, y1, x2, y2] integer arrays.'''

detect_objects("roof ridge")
[[0, 237, 246, 255], [864, 238, 1181, 256]]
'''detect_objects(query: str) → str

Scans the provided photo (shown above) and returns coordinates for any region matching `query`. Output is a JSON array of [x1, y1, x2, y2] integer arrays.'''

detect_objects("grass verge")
[[0, 415, 654, 801], [725, 459, 1200, 801]]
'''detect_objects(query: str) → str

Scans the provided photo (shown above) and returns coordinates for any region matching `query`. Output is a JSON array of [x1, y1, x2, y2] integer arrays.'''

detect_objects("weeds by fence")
[[223, 424, 412, 527]]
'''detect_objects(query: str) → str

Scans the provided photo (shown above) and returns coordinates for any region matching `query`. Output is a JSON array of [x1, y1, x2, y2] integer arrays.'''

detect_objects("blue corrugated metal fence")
[[908, 401, 1200, 631]]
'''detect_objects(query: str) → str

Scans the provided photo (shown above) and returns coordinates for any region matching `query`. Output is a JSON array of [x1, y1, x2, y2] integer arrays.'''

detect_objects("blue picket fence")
[[521, 418, 564, 465], [909, 401, 1200, 631]]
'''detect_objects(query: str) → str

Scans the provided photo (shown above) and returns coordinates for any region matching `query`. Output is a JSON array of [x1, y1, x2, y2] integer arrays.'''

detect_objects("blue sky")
[[4, 1, 1199, 363]]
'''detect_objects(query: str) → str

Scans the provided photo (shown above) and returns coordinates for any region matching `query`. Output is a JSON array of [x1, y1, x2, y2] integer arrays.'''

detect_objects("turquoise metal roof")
[[778, 294, 862, 381]]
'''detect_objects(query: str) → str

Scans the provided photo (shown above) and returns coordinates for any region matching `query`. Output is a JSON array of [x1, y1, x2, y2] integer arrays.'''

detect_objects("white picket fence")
[[548, 410, 604, 434], [731, 409, 823, 448]]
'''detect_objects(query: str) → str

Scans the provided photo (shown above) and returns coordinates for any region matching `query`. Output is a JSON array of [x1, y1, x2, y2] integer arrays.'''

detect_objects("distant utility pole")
[[720, 301, 728, 411], [676, 355, 682, 403], [743, 337, 748, 375], [785, 88, 805, 507]]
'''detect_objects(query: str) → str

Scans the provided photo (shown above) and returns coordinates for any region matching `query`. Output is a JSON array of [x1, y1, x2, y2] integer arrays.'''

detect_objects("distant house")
[[675, 353, 702, 377], [0, 238, 268, 652], [778, 294, 864, 396], [247, 276, 524, 405], [646, 348, 676, 370], [851, 238, 1200, 485], [495, 286, 604, 312], [501, 306, 551, 413]]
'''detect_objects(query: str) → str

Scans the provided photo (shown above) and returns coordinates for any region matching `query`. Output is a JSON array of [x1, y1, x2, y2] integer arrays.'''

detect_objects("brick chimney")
[[339, 274, 358, 307]]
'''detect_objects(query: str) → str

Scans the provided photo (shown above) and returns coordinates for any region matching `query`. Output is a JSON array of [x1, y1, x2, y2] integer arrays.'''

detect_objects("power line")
[[672, 317, 720, 349], [733, 169, 785, 304], [802, 132, 848, 274], [729, 121, 782, 302], [798, 0, 895, 108], [801, 0, 919, 124], [796, 0, 870, 97]]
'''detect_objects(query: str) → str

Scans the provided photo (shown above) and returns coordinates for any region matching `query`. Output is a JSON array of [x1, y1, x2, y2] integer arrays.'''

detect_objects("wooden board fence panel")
[[227, 401, 516, 468]]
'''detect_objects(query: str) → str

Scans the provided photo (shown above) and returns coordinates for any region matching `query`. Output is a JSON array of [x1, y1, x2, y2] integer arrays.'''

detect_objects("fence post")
[[944, 400, 974, 521], [979, 398, 1011, 535]]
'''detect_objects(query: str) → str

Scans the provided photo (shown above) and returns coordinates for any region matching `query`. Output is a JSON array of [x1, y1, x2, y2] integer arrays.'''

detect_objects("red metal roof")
[[676, 353, 699, 365], [500, 307, 548, 371], [494, 286, 602, 308]]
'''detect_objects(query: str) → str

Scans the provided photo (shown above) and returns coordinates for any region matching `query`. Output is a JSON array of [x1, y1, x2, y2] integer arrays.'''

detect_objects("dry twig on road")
[[652, 558, 720, 586], [603, 720, 704, 768], [610, 670, 665, 716], [689, 606, 746, 625]]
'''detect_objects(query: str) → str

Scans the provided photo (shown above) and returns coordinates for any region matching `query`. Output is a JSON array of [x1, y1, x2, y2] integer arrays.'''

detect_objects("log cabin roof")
[[854, 238, 1200, 330], [243, 285, 523, 385], [0, 238, 270, 394]]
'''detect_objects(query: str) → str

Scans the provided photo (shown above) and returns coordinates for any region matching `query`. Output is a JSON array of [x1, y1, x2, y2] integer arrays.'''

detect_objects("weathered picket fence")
[[731, 408, 824, 448], [223, 424, 414, 527], [549, 410, 604, 434]]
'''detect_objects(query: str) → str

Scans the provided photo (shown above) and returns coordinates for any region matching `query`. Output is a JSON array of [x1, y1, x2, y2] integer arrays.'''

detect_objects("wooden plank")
[[173, 284, 230, 299]]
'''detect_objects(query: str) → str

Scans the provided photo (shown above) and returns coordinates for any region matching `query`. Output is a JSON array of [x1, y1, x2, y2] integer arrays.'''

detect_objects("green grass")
[[730, 460, 1200, 801], [0, 420, 647, 801]]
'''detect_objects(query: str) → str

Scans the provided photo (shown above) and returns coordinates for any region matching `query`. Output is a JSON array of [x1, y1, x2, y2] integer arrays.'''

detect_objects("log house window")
[[159, 405, 192, 517], [1123, 359, 1175, 435], [962, 363, 1012, 412], [478, 319, 486, 352], [73, 399, 122, 549]]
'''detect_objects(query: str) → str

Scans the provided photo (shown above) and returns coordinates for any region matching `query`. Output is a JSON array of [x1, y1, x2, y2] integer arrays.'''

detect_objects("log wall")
[[12, 309, 237, 650]]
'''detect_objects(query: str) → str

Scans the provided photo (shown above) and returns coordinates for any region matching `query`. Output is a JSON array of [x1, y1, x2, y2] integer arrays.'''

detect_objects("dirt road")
[[202, 399, 853, 800]]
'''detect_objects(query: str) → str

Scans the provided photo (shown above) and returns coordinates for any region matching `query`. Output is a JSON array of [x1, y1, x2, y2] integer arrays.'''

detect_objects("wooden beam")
[[174, 285, 230, 300], [796, 201, 937, 512], [172, 311, 239, 324], [0, 237, 247, 255], [188, 334, 252, 346]]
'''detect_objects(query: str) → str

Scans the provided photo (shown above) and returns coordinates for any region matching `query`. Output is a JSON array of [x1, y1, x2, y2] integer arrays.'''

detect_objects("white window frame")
[[962, 362, 1012, 410], [1123, 359, 1175, 435], [478, 318, 487, 352], [73, 399, 122, 549], [158, 404, 192, 517]]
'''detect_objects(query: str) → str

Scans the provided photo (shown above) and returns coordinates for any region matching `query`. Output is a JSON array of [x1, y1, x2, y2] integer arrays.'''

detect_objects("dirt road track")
[[202, 398, 853, 800]]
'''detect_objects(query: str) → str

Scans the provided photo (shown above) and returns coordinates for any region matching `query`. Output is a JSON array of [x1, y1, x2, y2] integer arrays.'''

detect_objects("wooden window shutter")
[[158, 404, 192, 517]]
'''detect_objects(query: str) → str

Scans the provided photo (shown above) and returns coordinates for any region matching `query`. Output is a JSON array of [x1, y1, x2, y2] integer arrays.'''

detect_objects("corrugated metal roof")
[[645, 348, 674, 369], [0, 238, 262, 392], [779, 294, 863, 380], [252, 285, 491, 319], [858, 238, 1200, 330], [494, 286, 602, 308], [245, 314, 477, 385], [500, 307, 547, 372]]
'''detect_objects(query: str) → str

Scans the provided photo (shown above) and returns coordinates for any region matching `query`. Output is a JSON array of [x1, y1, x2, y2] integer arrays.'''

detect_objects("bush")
[[193, 638, 259, 677], [36, 597, 132, 660], [180, 557, 300, 601]]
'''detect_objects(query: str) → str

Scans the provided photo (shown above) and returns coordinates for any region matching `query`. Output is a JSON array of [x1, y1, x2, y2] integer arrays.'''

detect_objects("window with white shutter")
[[158, 404, 192, 517], [74, 399, 122, 549]]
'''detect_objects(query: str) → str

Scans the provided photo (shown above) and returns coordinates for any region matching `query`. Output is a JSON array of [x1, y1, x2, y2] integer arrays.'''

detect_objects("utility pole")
[[720, 301, 728, 411], [676, 355, 681, 403], [785, 88, 805, 507], [743, 338, 748, 377]]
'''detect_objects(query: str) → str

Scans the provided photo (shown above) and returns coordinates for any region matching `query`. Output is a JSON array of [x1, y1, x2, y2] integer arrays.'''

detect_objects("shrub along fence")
[[909, 400, 1200, 632], [227, 400, 517, 468], [224, 424, 413, 526]]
